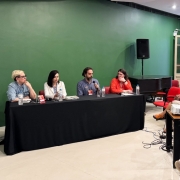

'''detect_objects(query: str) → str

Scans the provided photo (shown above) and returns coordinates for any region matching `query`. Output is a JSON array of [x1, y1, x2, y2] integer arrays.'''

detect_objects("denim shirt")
[[77, 78, 100, 96], [7, 82, 30, 101]]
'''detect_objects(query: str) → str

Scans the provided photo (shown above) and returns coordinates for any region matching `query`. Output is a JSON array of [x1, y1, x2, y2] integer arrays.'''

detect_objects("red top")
[[110, 78, 133, 94]]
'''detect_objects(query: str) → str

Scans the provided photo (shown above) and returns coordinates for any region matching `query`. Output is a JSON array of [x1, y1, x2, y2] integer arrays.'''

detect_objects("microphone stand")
[[142, 58, 144, 78]]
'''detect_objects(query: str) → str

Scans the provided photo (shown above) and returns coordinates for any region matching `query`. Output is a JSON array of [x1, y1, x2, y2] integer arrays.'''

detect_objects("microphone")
[[93, 81, 99, 90]]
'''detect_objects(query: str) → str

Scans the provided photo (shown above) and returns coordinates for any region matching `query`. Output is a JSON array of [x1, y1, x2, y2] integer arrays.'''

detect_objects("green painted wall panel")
[[0, 0, 179, 125]]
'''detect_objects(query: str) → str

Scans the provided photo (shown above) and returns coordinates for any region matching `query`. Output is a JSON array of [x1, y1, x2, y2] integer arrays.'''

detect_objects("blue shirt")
[[77, 78, 100, 96], [7, 82, 30, 101]]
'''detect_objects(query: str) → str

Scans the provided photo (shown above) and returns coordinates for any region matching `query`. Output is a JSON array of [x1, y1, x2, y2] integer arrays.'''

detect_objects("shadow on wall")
[[114, 52, 124, 73], [112, 43, 136, 76], [124, 43, 136, 75]]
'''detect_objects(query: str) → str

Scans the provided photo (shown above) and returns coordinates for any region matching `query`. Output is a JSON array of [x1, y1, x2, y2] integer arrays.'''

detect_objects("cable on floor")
[[142, 127, 169, 151]]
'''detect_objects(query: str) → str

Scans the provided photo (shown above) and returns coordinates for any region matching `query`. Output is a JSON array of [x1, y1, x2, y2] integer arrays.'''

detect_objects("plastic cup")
[[18, 94, 23, 105]]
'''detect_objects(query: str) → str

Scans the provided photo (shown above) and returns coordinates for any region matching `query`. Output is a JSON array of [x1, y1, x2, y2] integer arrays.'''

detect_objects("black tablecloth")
[[4, 94, 145, 155]]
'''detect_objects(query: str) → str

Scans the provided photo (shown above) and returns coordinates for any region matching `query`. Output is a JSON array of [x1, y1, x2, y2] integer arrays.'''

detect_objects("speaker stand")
[[141, 58, 144, 78]]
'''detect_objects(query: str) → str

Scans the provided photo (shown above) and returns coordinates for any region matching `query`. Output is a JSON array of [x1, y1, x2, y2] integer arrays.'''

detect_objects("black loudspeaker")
[[136, 39, 150, 59]]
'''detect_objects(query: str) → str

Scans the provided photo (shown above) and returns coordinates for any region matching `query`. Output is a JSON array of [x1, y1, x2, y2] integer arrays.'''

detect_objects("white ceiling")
[[111, 0, 180, 16]]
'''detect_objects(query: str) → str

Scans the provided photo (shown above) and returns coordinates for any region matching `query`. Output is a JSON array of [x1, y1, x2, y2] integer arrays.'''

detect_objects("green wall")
[[0, 0, 179, 126]]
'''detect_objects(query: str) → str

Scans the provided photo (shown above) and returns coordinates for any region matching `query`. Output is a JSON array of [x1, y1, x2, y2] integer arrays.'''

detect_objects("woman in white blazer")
[[44, 70, 67, 99]]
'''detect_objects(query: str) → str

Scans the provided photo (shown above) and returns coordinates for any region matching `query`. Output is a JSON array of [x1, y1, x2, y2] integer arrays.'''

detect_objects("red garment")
[[110, 78, 133, 94]]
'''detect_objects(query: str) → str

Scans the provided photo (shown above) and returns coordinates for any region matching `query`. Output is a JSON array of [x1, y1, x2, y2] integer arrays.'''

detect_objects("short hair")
[[11, 70, 25, 81], [47, 70, 59, 87], [116, 69, 129, 80], [82, 67, 93, 77]]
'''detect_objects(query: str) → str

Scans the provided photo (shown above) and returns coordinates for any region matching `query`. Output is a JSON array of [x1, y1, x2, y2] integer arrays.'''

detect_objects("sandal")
[[153, 113, 165, 120]]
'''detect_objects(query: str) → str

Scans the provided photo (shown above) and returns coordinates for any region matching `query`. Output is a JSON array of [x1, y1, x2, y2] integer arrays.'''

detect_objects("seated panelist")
[[110, 68, 133, 94], [7, 70, 36, 102], [77, 67, 100, 96], [44, 70, 67, 99]]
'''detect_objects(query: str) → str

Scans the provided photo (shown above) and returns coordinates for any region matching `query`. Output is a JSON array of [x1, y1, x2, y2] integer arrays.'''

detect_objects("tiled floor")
[[0, 102, 179, 180]]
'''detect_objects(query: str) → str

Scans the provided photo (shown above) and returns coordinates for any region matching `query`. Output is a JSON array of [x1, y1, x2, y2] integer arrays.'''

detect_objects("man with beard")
[[77, 67, 100, 96]]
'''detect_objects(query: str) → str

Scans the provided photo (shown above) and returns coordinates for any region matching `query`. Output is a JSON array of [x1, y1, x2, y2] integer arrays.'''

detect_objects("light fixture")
[[172, 5, 176, 9], [173, 29, 179, 36]]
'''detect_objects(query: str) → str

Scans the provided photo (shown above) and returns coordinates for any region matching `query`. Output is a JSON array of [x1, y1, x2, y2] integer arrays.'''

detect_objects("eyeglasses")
[[17, 75, 27, 78]]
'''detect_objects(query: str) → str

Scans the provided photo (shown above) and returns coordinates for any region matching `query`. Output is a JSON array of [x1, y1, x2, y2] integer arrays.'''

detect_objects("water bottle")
[[97, 89, 101, 97], [58, 88, 63, 101], [102, 86, 105, 97], [136, 84, 140, 95], [18, 94, 23, 105]]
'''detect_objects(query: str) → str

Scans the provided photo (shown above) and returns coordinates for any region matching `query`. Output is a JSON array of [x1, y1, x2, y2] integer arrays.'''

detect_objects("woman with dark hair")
[[44, 70, 67, 99], [110, 69, 133, 94]]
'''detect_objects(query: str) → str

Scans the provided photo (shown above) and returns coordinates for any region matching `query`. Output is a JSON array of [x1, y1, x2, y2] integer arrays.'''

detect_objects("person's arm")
[[7, 84, 18, 102], [110, 78, 122, 94], [12, 98, 19, 102], [77, 82, 83, 96], [61, 82, 67, 97], [23, 96, 30, 99], [24, 81, 36, 99], [44, 83, 54, 99], [123, 80, 133, 91]]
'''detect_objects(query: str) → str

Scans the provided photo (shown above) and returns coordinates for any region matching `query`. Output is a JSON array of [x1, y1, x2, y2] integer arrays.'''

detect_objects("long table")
[[4, 94, 145, 155]]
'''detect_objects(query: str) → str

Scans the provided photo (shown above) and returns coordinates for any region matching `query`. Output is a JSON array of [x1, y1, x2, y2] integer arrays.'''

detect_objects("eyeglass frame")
[[14, 75, 27, 81]]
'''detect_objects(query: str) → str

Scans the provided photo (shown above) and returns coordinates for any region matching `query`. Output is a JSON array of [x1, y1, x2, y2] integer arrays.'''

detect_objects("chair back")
[[166, 87, 180, 102], [39, 90, 45, 97], [104, 86, 110, 94], [172, 80, 179, 87]]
